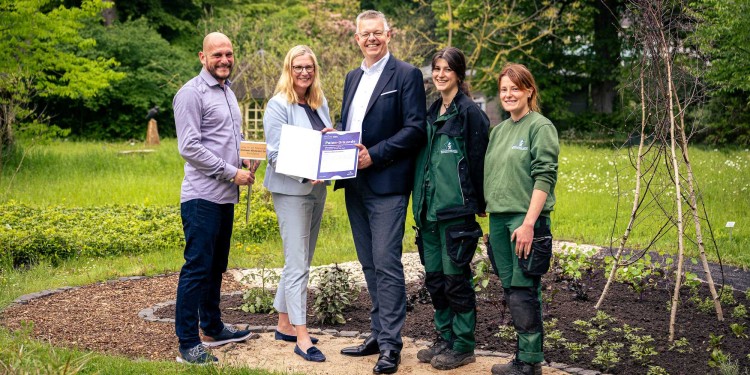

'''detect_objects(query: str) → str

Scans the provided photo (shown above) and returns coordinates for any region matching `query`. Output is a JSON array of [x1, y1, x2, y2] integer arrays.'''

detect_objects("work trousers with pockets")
[[488, 213, 549, 364]]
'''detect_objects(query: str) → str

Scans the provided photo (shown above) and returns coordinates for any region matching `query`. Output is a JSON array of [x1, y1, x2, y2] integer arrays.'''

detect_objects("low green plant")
[[696, 296, 717, 314], [572, 319, 592, 332], [733, 304, 748, 319], [472, 255, 492, 294], [668, 337, 693, 353], [709, 349, 730, 368], [646, 365, 670, 375], [543, 318, 566, 350], [563, 341, 590, 361], [591, 310, 617, 329], [684, 271, 702, 291], [585, 328, 607, 343], [312, 264, 358, 324], [607, 254, 670, 300], [708, 333, 725, 351], [627, 334, 658, 364], [729, 323, 748, 339], [591, 340, 623, 372], [545, 329, 566, 350], [720, 285, 738, 306], [554, 246, 597, 280], [745, 288, 750, 301], [551, 246, 596, 300], [240, 264, 279, 314], [717, 358, 750, 375], [495, 324, 517, 342]]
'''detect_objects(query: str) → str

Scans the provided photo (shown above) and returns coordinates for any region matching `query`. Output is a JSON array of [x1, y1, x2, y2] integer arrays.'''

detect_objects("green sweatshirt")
[[483, 111, 559, 215]]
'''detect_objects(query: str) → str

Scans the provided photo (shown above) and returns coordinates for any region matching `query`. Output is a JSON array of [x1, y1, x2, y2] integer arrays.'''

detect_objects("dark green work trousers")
[[420, 215, 477, 353], [488, 213, 548, 364]]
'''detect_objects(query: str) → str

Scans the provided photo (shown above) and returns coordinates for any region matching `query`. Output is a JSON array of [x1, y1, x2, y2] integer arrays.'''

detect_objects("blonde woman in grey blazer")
[[263, 45, 332, 363]]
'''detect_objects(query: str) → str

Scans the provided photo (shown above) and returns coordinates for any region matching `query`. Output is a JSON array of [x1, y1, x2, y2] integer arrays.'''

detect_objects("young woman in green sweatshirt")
[[484, 63, 559, 375]]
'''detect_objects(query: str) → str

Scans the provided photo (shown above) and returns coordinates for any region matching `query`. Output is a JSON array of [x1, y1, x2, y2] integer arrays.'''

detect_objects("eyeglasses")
[[356, 30, 386, 39], [292, 65, 315, 74]]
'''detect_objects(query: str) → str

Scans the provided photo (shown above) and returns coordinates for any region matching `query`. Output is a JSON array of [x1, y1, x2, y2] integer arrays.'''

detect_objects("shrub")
[[312, 264, 358, 325], [0, 202, 183, 269], [0, 188, 278, 270]]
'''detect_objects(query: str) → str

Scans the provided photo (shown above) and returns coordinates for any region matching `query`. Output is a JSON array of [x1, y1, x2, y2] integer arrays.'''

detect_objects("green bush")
[[0, 202, 183, 268], [0, 188, 279, 270], [312, 264, 358, 325]]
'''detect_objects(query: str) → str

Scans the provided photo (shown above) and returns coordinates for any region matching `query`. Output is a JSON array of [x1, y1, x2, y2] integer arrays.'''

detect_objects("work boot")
[[431, 348, 476, 370], [416, 337, 451, 363], [491, 358, 542, 375]]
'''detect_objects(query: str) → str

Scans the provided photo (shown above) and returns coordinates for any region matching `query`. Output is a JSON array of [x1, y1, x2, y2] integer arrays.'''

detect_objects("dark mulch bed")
[[157, 268, 750, 375]]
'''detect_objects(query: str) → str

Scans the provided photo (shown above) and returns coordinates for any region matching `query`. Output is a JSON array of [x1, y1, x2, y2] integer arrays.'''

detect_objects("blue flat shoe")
[[294, 345, 326, 362], [275, 330, 319, 344]]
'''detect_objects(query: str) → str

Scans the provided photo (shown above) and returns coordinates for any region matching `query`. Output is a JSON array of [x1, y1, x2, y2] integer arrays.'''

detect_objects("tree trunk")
[[102, 0, 117, 27], [673, 87, 723, 321], [590, 0, 622, 114], [595, 60, 648, 309], [660, 23, 685, 343]]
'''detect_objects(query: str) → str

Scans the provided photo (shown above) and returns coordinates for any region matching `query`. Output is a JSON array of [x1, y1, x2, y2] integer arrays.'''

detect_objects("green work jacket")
[[412, 91, 490, 227]]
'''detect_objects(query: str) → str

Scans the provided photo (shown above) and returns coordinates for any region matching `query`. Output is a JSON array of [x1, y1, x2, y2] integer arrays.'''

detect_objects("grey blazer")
[[263, 93, 333, 195]]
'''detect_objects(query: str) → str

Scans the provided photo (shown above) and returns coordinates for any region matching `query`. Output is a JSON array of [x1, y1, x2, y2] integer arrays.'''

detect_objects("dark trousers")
[[420, 215, 477, 353], [344, 178, 408, 351], [175, 199, 234, 349]]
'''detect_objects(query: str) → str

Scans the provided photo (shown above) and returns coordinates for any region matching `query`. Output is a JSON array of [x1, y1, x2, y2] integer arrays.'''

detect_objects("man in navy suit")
[[335, 9, 426, 375]]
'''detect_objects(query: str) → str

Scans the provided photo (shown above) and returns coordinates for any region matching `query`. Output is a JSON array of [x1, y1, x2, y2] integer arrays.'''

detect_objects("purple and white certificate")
[[276, 124, 360, 180]]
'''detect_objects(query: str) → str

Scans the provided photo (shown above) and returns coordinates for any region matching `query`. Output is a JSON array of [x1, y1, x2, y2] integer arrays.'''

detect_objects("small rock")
[[339, 331, 359, 338]]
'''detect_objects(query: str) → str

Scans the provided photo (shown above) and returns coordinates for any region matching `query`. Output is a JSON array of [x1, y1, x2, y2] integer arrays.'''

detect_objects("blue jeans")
[[176, 199, 234, 349]]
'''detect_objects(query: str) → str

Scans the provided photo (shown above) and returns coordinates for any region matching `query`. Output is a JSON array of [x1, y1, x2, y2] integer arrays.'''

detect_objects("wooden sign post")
[[241, 141, 267, 223], [146, 119, 160, 146]]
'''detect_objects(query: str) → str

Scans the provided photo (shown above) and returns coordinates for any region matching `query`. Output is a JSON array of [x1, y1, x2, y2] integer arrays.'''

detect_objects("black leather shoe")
[[340, 335, 379, 356], [373, 350, 400, 374]]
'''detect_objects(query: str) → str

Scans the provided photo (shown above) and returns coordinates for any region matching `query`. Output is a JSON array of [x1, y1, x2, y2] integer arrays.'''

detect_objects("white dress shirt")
[[346, 53, 390, 133]]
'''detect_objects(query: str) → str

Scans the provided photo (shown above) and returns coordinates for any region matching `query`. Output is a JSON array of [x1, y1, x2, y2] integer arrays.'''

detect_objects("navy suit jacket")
[[334, 56, 426, 195]]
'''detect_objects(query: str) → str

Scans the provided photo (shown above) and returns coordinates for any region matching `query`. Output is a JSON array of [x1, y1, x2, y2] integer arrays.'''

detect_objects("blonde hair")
[[498, 63, 541, 113], [273, 45, 324, 110]]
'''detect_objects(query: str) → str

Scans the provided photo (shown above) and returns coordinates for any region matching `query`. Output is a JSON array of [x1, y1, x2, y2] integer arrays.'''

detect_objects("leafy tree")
[[40, 18, 197, 139], [689, 0, 750, 145], [0, 0, 123, 161]]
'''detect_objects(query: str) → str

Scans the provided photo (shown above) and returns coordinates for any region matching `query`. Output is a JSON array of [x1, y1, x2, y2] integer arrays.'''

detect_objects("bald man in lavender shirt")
[[173, 32, 258, 365]]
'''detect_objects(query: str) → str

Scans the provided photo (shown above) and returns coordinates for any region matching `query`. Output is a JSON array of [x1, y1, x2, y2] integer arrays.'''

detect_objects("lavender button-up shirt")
[[174, 69, 243, 204]]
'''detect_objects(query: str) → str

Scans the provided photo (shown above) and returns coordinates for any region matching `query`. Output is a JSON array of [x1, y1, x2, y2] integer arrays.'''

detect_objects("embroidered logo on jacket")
[[440, 141, 459, 154], [511, 139, 529, 151]]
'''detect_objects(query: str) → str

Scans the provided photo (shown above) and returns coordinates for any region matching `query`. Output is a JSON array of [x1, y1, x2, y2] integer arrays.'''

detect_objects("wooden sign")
[[240, 141, 266, 160]]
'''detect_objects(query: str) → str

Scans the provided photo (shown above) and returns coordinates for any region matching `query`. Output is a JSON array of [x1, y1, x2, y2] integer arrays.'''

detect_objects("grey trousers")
[[345, 179, 408, 351], [272, 184, 326, 325]]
